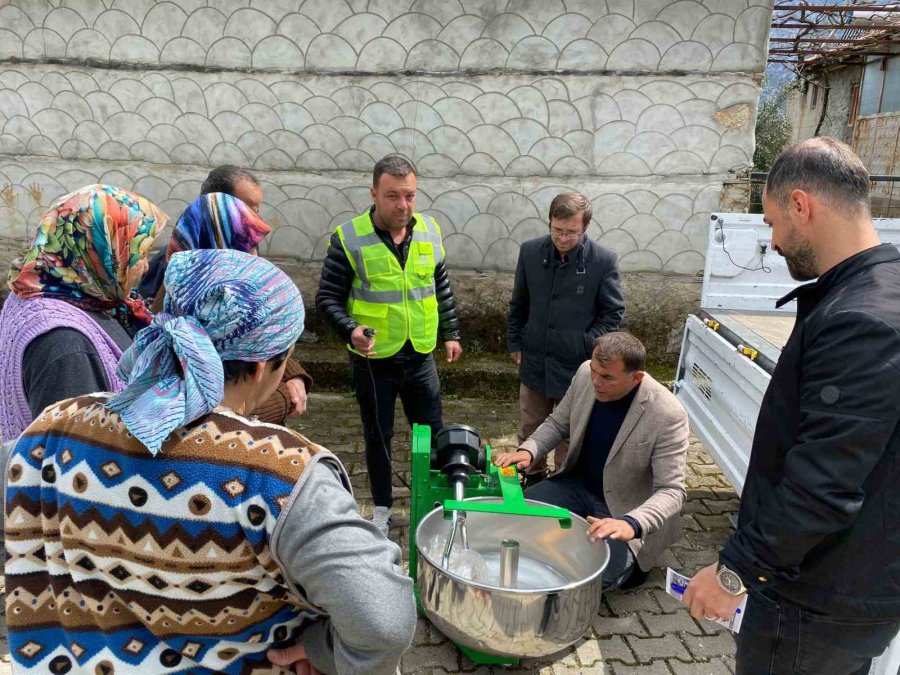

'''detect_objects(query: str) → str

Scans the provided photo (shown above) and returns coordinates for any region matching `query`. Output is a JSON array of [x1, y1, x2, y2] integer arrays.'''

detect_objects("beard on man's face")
[[781, 243, 818, 281]]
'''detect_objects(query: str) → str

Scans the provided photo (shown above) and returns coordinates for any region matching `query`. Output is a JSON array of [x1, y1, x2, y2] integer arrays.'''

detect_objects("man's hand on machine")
[[350, 325, 376, 356], [493, 449, 533, 470], [586, 517, 636, 542]]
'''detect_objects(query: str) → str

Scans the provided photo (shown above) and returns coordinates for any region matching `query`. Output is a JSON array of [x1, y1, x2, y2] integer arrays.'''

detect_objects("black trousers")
[[524, 474, 635, 590], [351, 349, 442, 508], [736, 588, 900, 675]]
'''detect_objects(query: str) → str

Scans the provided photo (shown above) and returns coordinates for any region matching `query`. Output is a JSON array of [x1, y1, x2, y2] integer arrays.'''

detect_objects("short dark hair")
[[592, 332, 646, 372], [549, 192, 592, 229], [201, 165, 259, 196], [766, 137, 869, 215], [223, 348, 290, 385], [373, 154, 416, 188]]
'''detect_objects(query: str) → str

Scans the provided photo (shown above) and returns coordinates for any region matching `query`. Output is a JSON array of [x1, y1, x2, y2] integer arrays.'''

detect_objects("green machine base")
[[458, 644, 519, 667], [408, 423, 571, 667]]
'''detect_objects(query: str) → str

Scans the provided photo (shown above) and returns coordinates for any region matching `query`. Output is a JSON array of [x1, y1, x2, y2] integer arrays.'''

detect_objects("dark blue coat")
[[507, 235, 625, 400]]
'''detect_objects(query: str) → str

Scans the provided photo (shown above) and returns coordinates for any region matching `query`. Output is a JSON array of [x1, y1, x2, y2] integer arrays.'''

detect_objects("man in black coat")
[[507, 192, 625, 482], [685, 138, 900, 674]]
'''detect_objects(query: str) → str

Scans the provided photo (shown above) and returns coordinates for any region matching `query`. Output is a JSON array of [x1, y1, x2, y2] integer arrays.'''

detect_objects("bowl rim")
[[414, 496, 610, 594]]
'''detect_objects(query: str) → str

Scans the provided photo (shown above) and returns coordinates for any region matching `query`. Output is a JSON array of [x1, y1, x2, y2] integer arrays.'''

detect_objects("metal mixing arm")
[[442, 479, 468, 568]]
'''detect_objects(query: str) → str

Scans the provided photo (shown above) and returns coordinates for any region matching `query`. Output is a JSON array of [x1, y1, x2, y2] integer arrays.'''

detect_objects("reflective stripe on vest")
[[336, 211, 444, 358]]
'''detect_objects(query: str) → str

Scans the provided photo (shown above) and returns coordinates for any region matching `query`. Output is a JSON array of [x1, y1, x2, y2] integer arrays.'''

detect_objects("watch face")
[[719, 568, 743, 594]]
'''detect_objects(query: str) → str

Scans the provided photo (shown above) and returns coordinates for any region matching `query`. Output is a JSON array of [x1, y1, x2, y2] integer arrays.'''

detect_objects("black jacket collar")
[[541, 235, 586, 273], [776, 243, 900, 309]]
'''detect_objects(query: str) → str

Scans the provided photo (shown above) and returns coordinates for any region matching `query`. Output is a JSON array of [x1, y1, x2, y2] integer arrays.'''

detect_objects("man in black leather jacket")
[[685, 138, 900, 674], [316, 155, 461, 536]]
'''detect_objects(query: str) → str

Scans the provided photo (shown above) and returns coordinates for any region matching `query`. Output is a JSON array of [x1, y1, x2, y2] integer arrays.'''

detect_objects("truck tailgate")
[[675, 314, 771, 495]]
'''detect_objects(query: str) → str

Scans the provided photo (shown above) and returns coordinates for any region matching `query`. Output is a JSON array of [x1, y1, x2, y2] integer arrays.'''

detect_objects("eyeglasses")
[[550, 228, 583, 240]]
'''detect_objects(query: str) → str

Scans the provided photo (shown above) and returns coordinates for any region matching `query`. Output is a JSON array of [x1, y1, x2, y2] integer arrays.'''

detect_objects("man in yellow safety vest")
[[316, 154, 462, 535]]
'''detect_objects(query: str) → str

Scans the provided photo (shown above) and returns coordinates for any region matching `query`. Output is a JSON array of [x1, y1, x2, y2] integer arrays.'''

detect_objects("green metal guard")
[[441, 464, 572, 527]]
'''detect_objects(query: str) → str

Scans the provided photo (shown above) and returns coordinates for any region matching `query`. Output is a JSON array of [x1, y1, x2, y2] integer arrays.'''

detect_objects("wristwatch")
[[716, 565, 747, 596]]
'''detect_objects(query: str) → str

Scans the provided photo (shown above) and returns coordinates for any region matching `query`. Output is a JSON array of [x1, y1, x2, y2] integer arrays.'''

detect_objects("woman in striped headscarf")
[[5, 249, 416, 675], [146, 191, 313, 426], [146, 191, 270, 313], [0, 184, 168, 440]]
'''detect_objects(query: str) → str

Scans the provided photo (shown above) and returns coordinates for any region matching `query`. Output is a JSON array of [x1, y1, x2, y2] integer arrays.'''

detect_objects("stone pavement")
[[293, 392, 740, 675], [0, 392, 740, 675]]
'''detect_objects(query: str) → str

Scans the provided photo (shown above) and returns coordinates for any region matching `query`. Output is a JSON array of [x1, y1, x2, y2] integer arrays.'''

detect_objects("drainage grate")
[[691, 363, 713, 401]]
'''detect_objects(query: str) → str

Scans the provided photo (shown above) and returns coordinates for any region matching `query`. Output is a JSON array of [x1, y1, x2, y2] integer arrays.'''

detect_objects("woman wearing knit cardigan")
[[0, 184, 169, 441]]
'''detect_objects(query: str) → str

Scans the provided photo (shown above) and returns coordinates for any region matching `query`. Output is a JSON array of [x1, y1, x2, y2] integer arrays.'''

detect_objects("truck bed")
[[717, 311, 795, 351], [698, 310, 794, 376]]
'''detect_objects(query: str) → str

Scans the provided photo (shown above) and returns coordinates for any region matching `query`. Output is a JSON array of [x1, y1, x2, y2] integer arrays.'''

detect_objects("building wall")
[[788, 64, 860, 145], [0, 0, 770, 277], [855, 112, 900, 211], [855, 112, 900, 175]]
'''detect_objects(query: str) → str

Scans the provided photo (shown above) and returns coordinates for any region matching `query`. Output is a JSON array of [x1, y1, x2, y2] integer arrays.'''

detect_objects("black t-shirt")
[[22, 311, 132, 419], [575, 382, 641, 497]]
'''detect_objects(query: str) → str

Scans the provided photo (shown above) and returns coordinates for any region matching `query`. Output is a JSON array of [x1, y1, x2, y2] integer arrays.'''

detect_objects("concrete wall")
[[0, 1, 770, 359], [0, 1, 769, 271], [854, 112, 900, 212], [788, 64, 859, 145], [787, 62, 899, 215]]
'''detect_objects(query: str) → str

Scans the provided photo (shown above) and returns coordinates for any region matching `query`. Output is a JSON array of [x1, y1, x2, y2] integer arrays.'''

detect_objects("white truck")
[[673, 212, 900, 674]]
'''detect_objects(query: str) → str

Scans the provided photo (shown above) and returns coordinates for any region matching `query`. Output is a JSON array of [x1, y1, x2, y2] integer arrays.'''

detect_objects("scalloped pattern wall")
[[0, 1, 771, 275], [0, 159, 719, 273], [0, 0, 771, 74], [0, 67, 757, 177]]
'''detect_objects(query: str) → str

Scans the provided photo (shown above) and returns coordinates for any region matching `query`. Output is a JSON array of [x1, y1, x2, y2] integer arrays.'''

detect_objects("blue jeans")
[[351, 349, 443, 508], [524, 474, 635, 590], [736, 589, 900, 675]]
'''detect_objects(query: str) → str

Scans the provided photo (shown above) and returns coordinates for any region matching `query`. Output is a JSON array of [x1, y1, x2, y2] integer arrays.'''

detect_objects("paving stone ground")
[[0, 392, 740, 675]]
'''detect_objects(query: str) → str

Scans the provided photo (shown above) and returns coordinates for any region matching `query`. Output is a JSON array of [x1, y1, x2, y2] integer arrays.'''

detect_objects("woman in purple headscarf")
[[146, 192, 313, 426], [146, 191, 271, 313]]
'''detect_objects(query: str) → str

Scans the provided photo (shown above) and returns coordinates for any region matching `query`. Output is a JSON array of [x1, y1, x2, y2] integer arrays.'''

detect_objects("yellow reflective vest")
[[336, 211, 445, 358]]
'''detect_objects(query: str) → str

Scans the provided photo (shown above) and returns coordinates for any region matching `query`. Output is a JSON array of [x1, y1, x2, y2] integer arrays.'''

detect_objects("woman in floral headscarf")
[[0, 184, 167, 440], [145, 191, 314, 426]]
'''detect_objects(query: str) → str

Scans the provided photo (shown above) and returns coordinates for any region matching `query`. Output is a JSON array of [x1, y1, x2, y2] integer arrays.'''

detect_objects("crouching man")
[[494, 332, 688, 590]]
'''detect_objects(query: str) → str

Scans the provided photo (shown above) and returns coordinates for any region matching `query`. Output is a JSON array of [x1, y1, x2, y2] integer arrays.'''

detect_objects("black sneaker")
[[619, 565, 650, 590]]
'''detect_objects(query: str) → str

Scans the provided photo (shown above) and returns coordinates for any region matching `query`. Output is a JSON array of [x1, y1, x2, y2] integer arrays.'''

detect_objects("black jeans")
[[524, 474, 635, 590], [351, 349, 442, 508], [736, 589, 900, 675]]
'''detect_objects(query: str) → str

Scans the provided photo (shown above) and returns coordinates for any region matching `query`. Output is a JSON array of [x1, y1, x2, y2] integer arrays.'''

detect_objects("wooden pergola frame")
[[770, 2, 900, 67]]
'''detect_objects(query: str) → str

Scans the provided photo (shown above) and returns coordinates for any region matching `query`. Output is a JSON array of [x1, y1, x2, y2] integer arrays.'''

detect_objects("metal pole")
[[499, 539, 520, 588]]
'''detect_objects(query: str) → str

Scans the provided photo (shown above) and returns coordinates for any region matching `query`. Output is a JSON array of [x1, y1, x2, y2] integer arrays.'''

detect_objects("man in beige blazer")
[[495, 332, 689, 590]]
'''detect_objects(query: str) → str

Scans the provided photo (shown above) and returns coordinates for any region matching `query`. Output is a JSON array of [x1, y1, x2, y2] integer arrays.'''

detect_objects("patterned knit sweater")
[[5, 394, 346, 674]]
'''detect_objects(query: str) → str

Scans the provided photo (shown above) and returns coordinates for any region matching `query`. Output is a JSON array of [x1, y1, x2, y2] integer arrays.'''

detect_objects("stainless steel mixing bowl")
[[416, 497, 609, 658]]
